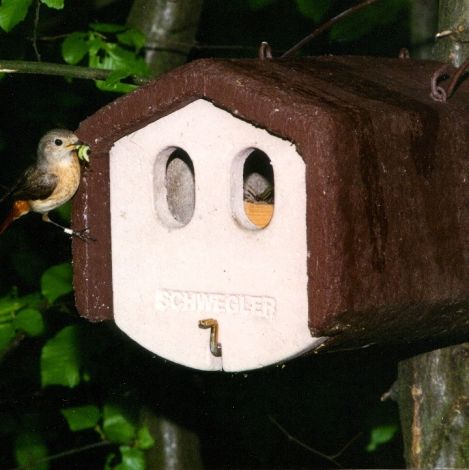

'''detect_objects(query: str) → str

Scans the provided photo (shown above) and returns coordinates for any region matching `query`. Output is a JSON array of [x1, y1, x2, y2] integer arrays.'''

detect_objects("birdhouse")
[[72, 56, 469, 371]]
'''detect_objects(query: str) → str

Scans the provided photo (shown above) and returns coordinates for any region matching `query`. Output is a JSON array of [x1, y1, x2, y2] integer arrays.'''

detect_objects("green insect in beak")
[[77, 144, 91, 163]]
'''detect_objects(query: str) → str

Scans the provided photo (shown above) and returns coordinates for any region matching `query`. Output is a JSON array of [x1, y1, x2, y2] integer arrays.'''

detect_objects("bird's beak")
[[67, 140, 83, 150]]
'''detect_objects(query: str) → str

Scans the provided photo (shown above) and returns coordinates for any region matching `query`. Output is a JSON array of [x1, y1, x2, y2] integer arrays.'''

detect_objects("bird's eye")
[[54, 139, 63, 146]]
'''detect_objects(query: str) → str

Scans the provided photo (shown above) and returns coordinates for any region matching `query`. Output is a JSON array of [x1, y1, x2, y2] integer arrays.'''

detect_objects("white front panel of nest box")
[[110, 99, 324, 371]]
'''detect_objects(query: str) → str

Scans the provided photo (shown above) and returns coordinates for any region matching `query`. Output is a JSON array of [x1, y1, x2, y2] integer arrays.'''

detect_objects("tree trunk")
[[143, 414, 204, 470], [398, 346, 469, 468], [397, 1, 469, 468], [433, 0, 469, 65], [127, 0, 204, 76]]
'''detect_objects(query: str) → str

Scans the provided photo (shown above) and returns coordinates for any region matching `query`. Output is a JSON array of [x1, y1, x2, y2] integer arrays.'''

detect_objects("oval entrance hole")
[[232, 149, 274, 230], [154, 147, 195, 228]]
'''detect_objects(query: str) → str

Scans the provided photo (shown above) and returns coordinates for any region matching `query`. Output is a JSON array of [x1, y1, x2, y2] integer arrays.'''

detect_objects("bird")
[[0, 129, 91, 240]]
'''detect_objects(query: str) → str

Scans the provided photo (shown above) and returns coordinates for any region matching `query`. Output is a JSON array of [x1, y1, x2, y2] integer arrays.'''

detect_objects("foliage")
[[366, 424, 399, 452], [0, 0, 149, 92], [61, 23, 149, 92], [0, 0, 64, 33], [0, 289, 43, 351], [0, 263, 155, 468], [41, 262, 73, 303], [0, 0, 33, 32], [15, 432, 48, 470]]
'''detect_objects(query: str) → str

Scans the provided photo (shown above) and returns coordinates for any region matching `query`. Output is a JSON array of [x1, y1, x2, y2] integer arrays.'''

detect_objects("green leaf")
[[366, 424, 398, 452], [103, 69, 132, 85], [248, 0, 275, 10], [330, 0, 408, 42], [115, 446, 145, 470], [90, 22, 127, 33], [54, 200, 71, 223], [117, 29, 146, 51], [40, 0, 63, 9], [103, 404, 136, 445], [61, 405, 100, 431], [295, 0, 332, 23], [0, 323, 15, 350], [0, 0, 32, 32], [15, 432, 49, 470], [86, 28, 148, 93], [41, 325, 82, 388], [87, 35, 108, 57], [41, 263, 73, 303], [62, 32, 89, 65], [14, 308, 45, 336], [0, 295, 23, 322], [96, 79, 137, 94], [104, 453, 117, 470], [135, 425, 155, 450], [96, 69, 136, 93], [104, 43, 149, 75]]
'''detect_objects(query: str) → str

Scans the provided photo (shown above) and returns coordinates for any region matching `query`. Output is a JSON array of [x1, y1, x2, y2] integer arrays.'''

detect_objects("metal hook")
[[258, 41, 273, 60], [398, 48, 410, 59], [430, 57, 469, 102], [198, 319, 222, 357]]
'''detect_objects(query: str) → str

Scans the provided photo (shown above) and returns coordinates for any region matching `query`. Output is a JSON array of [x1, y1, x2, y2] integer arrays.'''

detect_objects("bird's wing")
[[10, 166, 58, 201]]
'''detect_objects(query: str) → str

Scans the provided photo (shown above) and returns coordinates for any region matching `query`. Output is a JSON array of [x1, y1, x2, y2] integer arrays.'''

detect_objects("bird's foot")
[[66, 227, 95, 242]]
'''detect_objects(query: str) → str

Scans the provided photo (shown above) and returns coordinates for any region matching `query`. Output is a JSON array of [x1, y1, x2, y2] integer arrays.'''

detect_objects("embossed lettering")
[[155, 289, 276, 319]]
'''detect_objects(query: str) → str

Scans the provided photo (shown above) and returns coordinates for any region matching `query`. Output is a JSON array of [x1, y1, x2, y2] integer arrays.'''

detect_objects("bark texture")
[[127, 0, 204, 76], [398, 1, 469, 467], [398, 345, 469, 468], [143, 414, 203, 470], [434, 0, 469, 65]]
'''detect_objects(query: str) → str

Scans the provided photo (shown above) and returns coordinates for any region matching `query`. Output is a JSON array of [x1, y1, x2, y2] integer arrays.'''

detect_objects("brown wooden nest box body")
[[72, 55, 469, 370]]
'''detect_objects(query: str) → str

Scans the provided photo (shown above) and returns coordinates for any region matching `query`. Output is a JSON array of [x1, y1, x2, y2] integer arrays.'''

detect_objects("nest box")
[[73, 56, 469, 372]]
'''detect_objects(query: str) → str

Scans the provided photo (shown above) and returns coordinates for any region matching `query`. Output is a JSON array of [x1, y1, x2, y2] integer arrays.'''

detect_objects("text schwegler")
[[155, 289, 276, 320]]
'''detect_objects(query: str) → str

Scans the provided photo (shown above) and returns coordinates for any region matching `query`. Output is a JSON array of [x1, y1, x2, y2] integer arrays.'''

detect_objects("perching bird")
[[0, 129, 91, 239]]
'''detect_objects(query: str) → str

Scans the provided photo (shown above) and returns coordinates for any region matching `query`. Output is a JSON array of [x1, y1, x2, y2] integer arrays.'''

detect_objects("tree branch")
[[281, 0, 378, 58], [12, 440, 112, 470], [0, 59, 149, 84]]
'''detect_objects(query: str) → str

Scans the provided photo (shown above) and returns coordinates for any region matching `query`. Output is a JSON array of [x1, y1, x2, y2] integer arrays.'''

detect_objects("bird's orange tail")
[[0, 200, 30, 234]]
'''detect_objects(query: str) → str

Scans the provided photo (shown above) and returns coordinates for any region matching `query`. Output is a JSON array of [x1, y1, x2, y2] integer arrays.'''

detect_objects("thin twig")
[[0, 59, 149, 85], [269, 415, 343, 468], [11, 440, 112, 470], [281, 0, 379, 58], [144, 41, 260, 53], [33, 33, 70, 41], [33, 34, 261, 53], [32, 0, 41, 61], [330, 431, 364, 460]]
